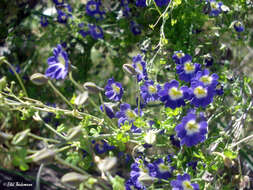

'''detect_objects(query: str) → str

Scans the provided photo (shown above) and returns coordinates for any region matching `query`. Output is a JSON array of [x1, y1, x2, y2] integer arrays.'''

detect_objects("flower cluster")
[[86, 0, 105, 20], [171, 173, 200, 190]]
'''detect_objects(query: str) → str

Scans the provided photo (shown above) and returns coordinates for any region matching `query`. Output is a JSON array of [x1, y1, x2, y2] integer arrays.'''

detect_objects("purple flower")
[[121, 0, 131, 17], [172, 51, 192, 65], [94, 140, 115, 154], [130, 21, 142, 35], [78, 23, 90, 38], [190, 80, 215, 108], [100, 103, 115, 118], [192, 69, 219, 88], [40, 16, 48, 27], [209, 0, 223, 16], [45, 44, 69, 80], [176, 60, 201, 82], [154, 0, 170, 7], [86, 0, 105, 20], [233, 21, 244, 32], [56, 4, 72, 24], [204, 54, 213, 67], [215, 83, 224, 95], [136, 0, 146, 7], [170, 135, 181, 148], [132, 54, 148, 82], [105, 78, 124, 102], [53, 0, 64, 6], [171, 173, 199, 190], [115, 103, 143, 133], [88, 24, 104, 39], [175, 111, 207, 147], [140, 80, 161, 103], [159, 80, 190, 109], [149, 158, 172, 180]]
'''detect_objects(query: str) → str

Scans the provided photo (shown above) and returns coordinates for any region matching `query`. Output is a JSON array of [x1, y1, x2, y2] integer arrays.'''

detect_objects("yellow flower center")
[[158, 164, 169, 172], [182, 180, 194, 190], [176, 52, 184, 58], [89, 4, 97, 11], [148, 85, 157, 94], [169, 87, 183, 100], [200, 75, 212, 85], [61, 15, 67, 20], [58, 55, 66, 66], [185, 120, 200, 135], [58, 0, 63, 3], [235, 21, 242, 28], [112, 83, 120, 94], [194, 86, 207, 98], [136, 62, 143, 73], [184, 62, 195, 74], [126, 110, 137, 120], [210, 2, 219, 9]]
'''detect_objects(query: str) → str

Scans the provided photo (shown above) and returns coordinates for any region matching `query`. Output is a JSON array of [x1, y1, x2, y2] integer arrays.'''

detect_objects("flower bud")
[[0, 76, 7, 91], [97, 156, 117, 172], [61, 172, 89, 187], [239, 176, 250, 189], [123, 64, 137, 76], [11, 129, 30, 146], [0, 131, 13, 143], [223, 157, 234, 168], [27, 148, 56, 164], [30, 73, 48, 85], [66, 126, 82, 141], [83, 82, 103, 94], [74, 91, 89, 106], [144, 130, 156, 145]]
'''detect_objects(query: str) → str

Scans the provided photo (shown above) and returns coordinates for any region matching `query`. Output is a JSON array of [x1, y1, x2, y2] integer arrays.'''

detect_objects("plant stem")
[[1, 57, 28, 97], [35, 164, 44, 190], [28, 133, 60, 143], [44, 122, 67, 141], [48, 80, 74, 109]]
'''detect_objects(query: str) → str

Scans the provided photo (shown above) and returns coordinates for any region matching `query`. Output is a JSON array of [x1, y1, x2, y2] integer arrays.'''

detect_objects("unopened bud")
[[27, 148, 56, 164], [30, 73, 48, 85], [0, 131, 13, 143], [123, 64, 137, 76], [66, 126, 82, 141], [74, 91, 89, 105], [11, 129, 30, 146], [83, 82, 103, 94], [97, 156, 117, 172], [61, 172, 89, 186]]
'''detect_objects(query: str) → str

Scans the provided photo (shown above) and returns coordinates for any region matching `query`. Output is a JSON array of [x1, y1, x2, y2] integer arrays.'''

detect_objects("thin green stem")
[[55, 155, 89, 176], [28, 133, 60, 143], [35, 164, 44, 190], [48, 80, 74, 109], [1, 57, 28, 97], [69, 71, 84, 91], [44, 122, 67, 141], [152, 0, 162, 15]]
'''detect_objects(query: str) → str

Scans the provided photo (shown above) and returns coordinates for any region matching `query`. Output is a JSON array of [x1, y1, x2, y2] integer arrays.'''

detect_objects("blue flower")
[[170, 135, 181, 148], [136, 0, 146, 7], [45, 44, 69, 80], [204, 54, 213, 67], [209, 0, 223, 16], [175, 111, 207, 147], [215, 83, 224, 95], [115, 103, 143, 133], [190, 80, 215, 108], [100, 103, 115, 118], [56, 4, 72, 24], [233, 21, 244, 32], [171, 173, 199, 190], [94, 140, 115, 154], [121, 0, 131, 17], [105, 78, 124, 102], [53, 0, 64, 6], [132, 54, 148, 82], [154, 0, 170, 7], [150, 158, 172, 180], [88, 24, 104, 39], [140, 80, 161, 103], [40, 16, 48, 27], [192, 69, 219, 88], [172, 51, 192, 65], [159, 80, 190, 109], [86, 0, 105, 20], [176, 60, 201, 82], [130, 21, 142, 35]]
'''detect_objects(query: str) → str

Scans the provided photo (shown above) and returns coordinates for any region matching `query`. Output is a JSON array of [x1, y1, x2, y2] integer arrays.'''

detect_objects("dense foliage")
[[0, 0, 253, 189]]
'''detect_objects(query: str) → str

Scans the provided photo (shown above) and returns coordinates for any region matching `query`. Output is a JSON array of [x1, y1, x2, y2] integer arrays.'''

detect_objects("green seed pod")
[[11, 129, 30, 146], [83, 82, 103, 94], [0, 76, 7, 91], [27, 148, 56, 164], [30, 73, 48, 85], [61, 172, 89, 187], [122, 64, 137, 76]]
